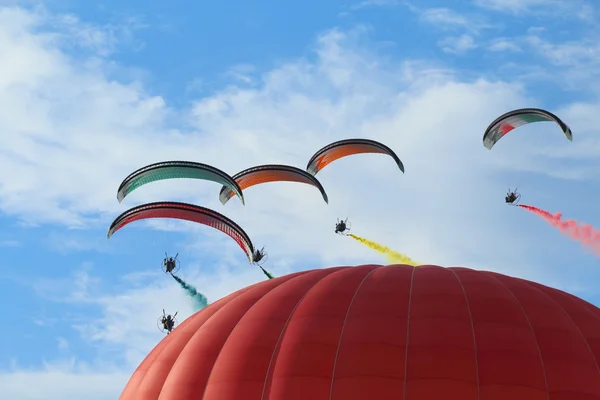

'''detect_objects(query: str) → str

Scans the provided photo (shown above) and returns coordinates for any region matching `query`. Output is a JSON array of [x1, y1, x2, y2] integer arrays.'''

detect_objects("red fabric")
[[110, 203, 253, 260], [120, 265, 600, 400]]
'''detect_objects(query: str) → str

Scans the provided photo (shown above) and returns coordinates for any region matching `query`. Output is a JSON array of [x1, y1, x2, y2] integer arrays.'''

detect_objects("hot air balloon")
[[119, 264, 600, 400]]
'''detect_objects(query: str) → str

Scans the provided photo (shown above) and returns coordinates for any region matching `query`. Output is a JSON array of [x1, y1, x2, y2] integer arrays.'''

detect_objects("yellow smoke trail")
[[347, 234, 419, 266]]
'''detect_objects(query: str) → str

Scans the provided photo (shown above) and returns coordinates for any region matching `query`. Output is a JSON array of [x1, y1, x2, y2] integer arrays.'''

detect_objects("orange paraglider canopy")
[[119, 265, 600, 400], [306, 138, 404, 175], [219, 164, 328, 205]]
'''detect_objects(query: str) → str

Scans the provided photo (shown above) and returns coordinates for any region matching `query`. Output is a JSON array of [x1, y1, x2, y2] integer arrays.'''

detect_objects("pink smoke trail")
[[519, 204, 600, 255]]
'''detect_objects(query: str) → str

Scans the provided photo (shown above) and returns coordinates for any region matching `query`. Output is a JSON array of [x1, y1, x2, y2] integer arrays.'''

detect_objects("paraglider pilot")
[[163, 252, 178, 274], [252, 247, 266, 264], [335, 218, 349, 234], [161, 309, 177, 334], [505, 189, 520, 205]]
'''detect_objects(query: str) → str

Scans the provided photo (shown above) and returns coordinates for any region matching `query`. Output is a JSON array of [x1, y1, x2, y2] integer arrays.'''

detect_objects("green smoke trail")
[[259, 265, 274, 279], [170, 273, 208, 311]]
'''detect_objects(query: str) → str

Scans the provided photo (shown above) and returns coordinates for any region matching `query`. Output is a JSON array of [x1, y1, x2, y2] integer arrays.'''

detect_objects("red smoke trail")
[[518, 204, 600, 254]]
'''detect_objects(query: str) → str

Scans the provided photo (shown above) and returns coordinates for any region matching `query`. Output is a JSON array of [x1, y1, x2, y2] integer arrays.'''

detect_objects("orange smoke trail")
[[518, 204, 600, 254]]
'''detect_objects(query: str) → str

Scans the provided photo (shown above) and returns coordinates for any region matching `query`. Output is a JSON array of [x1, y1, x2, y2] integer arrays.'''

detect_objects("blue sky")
[[2, 0, 600, 398]]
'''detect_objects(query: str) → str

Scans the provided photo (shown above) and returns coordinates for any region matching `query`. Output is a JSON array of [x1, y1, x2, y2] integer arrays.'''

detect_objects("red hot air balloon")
[[119, 265, 600, 400]]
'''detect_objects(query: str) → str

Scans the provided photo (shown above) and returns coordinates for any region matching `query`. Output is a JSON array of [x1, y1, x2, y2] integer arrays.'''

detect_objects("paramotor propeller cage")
[[255, 251, 268, 266], [335, 218, 351, 235], [157, 315, 178, 334], [505, 189, 521, 206], [252, 248, 268, 266], [161, 252, 180, 274]]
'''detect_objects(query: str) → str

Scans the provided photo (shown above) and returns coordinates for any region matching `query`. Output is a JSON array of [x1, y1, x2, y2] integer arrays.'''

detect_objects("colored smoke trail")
[[518, 204, 600, 254], [259, 265, 274, 279], [170, 273, 208, 311], [347, 234, 419, 266]]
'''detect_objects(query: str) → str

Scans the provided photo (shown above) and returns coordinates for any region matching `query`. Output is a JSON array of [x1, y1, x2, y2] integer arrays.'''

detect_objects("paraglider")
[[483, 108, 573, 150], [107, 202, 257, 264], [219, 164, 329, 205], [505, 188, 521, 205], [162, 252, 179, 274], [157, 309, 177, 334], [335, 218, 350, 235], [306, 138, 404, 176], [116, 161, 245, 204]]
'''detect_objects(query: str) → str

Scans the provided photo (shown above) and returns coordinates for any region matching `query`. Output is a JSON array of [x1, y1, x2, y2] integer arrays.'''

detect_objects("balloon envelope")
[[119, 264, 600, 400]]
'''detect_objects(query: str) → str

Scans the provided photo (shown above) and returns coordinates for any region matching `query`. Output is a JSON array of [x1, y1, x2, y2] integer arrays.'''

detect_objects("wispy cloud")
[[420, 8, 470, 28], [437, 34, 478, 54], [1, 361, 129, 400], [349, 0, 404, 10], [473, 0, 596, 20], [223, 63, 256, 85], [0, 239, 20, 247], [44, 231, 112, 255], [487, 33, 600, 89], [57, 337, 69, 351], [420, 8, 495, 34], [487, 38, 522, 51], [49, 13, 148, 56], [524, 35, 600, 67], [0, 5, 594, 287]]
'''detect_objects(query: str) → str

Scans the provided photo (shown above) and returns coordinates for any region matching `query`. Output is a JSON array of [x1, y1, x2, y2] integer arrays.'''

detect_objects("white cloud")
[[1, 362, 129, 400], [420, 8, 495, 34], [473, 0, 595, 20], [0, 239, 20, 246], [474, 0, 556, 11], [349, 0, 404, 10], [524, 35, 600, 66], [48, 13, 147, 56], [437, 34, 478, 54], [498, 34, 600, 89], [57, 337, 69, 351], [518, 100, 600, 161], [421, 7, 470, 27], [223, 63, 256, 84], [44, 231, 114, 254], [2, 4, 600, 399], [488, 38, 521, 51]]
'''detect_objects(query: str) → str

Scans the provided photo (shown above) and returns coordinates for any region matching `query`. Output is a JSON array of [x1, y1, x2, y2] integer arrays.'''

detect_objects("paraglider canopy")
[[116, 160, 245, 204], [306, 138, 404, 176], [483, 108, 572, 150], [107, 201, 256, 263], [219, 164, 329, 205]]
